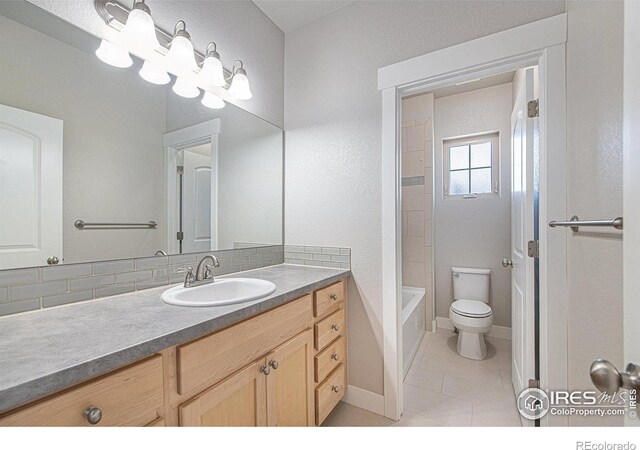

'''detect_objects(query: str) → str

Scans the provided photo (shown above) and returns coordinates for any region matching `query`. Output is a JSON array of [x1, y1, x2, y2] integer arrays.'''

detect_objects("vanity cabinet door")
[[266, 329, 315, 426], [179, 358, 268, 427]]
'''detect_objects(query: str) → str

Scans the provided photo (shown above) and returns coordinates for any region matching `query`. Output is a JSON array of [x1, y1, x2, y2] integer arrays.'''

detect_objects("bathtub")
[[402, 286, 426, 378]]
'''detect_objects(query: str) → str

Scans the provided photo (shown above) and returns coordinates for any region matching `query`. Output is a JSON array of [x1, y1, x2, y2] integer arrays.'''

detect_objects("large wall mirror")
[[0, 2, 283, 270]]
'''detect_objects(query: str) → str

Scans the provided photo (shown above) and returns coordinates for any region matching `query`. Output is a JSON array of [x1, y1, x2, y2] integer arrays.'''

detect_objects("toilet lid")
[[451, 299, 492, 318]]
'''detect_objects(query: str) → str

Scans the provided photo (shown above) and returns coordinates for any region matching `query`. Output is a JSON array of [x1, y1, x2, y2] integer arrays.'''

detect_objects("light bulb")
[[139, 61, 170, 85], [121, 1, 158, 51], [201, 91, 225, 109], [173, 77, 200, 98], [228, 68, 252, 100], [198, 43, 226, 89], [166, 21, 197, 74], [95, 39, 132, 68]]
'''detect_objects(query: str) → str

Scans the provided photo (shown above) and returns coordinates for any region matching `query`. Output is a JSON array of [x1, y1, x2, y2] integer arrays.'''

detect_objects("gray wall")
[[433, 83, 512, 328], [28, 0, 285, 128], [0, 15, 166, 264], [284, 1, 565, 395], [566, 0, 623, 426]]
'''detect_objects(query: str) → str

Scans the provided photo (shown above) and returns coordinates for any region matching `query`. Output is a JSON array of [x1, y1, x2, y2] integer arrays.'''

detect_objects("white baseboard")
[[342, 385, 385, 416], [435, 316, 511, 340]]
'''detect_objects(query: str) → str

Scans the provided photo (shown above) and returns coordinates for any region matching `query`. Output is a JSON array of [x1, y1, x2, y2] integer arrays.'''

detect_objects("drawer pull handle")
[[332, 385, 340, 393], [83, 406, 102, 425], [332, 353, 340, 361], [331, 324, 340, 331], [269, 360, 279, 370], [330, 294, 338, 301], [260, 365, 271, 376]]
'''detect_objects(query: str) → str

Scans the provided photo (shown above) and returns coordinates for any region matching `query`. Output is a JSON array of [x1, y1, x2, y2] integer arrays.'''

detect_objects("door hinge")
[[176, 231, 184, 241], [176, 165, 184, 175], [527, 240, 539, 258], [528, 99, 539, 118], [529, 379, 540, 389]]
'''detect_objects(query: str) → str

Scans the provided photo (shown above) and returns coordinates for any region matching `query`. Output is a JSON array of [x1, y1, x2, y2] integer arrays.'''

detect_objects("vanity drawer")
[[314, 336, 346, 383], [314, 309, 345, 351], [176, 294, 313, 396], [315, 364, 346, 425], [313, 280, 345, 318], [0, 355, 164, 427]]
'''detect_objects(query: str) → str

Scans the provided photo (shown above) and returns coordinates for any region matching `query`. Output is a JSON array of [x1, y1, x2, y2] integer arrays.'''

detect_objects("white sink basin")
[[161, 278, 277, 307]]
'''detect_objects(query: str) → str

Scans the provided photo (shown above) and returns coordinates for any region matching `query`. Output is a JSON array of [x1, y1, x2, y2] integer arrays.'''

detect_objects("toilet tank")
[[452, 267, 491, 303]]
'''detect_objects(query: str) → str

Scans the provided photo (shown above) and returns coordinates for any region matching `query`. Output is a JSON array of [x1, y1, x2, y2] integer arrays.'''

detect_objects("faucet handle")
[[204, 264, 214, 279], [177, 267, 195, 287]]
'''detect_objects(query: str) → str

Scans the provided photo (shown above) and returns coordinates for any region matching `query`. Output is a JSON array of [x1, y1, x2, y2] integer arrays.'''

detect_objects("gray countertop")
[[0, 264, 349, 414]]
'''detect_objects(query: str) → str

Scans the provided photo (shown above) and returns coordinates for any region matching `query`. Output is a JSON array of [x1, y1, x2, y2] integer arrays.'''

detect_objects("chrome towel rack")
[[548, 215, 623, 232], [75, 220, 157, 229]]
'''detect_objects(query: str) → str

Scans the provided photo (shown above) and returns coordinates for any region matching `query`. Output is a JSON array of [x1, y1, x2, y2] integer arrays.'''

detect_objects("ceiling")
[[253, 1, 355, 33], [430, 71, 516, 99]]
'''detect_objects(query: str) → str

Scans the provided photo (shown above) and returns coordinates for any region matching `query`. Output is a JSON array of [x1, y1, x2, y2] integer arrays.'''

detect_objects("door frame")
[[163, 119, 221, 255], [378, 13, 568, 425], [623, 0, 640, 427]]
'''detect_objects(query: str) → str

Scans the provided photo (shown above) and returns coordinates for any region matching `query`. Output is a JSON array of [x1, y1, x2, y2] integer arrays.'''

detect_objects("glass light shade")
[[166, 35, 197, 73], [139, 61, 170, 85], [95, 39, 132, 68], [121, 8, 159, 50], [198, 56, 226, 89], [172, 76, 200, 98], [228, 72, 252, 100], [201, 91, 225, 110]]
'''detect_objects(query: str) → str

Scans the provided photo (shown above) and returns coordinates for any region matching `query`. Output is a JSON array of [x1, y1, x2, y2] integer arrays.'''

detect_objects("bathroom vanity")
[[0, 265, 349, 427]]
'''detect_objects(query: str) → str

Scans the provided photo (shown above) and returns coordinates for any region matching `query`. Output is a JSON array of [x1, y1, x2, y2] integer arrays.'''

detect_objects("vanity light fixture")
[[95, 38, 133, 68], [121, 0, 158, 51], [198, 43, 226, 89], [166, 21, 198, 74], [201, 91, 225, 110], [139, 60, 170, 85], [173, 76, 200, 98], [228, 61, 253, 100], [94, 1, 253, 106]]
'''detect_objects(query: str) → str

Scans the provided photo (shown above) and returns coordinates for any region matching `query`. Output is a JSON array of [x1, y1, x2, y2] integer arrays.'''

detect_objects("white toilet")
[[448, 266, 493, 360]]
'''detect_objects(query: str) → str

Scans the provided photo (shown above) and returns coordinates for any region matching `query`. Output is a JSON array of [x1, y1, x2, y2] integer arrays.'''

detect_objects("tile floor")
[[323, 329, 523, 427]]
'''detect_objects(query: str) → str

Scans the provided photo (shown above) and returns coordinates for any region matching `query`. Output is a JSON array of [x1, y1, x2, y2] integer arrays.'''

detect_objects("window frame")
[[443, 132, 500, 199]]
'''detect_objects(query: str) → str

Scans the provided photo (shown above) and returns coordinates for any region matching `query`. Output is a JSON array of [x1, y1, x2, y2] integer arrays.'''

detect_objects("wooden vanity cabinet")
[[0, 278, 348, 427]]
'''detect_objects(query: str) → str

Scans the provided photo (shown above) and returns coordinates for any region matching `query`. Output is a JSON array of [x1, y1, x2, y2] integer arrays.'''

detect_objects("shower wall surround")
[[401, 93, 434, 330], [0, 246, 284, 317]]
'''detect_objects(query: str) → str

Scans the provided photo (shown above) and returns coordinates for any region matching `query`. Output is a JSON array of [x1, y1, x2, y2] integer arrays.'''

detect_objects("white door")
[[182, 146, 212, 254], [0, 104, 63, 269], [510, 68, 536, 404]]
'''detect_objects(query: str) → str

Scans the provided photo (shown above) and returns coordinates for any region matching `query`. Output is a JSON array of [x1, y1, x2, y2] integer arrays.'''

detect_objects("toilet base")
[[456, 330, 487, 360]]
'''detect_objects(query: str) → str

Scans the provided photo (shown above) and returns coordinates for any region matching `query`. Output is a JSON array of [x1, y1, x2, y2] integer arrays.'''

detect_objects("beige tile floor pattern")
[[323, 330, 523, 427]]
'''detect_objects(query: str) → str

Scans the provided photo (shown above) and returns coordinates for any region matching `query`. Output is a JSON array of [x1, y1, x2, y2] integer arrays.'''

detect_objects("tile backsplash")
[[284, 245, 351, 269], [0, 245, 284, 317]]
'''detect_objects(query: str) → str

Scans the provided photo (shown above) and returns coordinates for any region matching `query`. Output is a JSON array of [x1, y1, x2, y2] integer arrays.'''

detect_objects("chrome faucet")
[[177, 255, 220, 288], [195, 254, 221, 282]]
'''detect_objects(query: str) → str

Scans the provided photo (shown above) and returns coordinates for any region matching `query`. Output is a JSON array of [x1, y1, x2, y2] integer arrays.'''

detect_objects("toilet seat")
[[450, 299, 492, 318]]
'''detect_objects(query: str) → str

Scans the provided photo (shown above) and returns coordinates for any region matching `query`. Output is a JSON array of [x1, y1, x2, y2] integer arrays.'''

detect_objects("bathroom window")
[[443, 133, 499, 198]]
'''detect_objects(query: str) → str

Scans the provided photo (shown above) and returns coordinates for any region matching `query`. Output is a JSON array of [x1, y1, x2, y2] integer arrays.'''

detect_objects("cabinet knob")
[[331, 353, 340, 361], [330, 294, 338, 301], [47, 256, 60, 265], [260, 365, 271, 376], [269, 360, 279, 370], [331, 385, 340, 393], [83, 406, 102, 425], [331, 324, 340, 331]]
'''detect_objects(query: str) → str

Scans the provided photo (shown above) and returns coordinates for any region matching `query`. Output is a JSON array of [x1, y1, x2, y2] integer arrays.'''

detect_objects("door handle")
[[590, 359, 640, 395], [501, 258, 513, 268]]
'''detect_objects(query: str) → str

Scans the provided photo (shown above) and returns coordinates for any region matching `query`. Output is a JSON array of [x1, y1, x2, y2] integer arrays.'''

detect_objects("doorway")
[[163, 119, 221, 255], [379, 13, 568, 425]]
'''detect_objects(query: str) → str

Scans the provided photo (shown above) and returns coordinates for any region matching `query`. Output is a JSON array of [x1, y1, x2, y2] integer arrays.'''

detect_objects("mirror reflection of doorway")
[[179, 143, 213, 254]]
